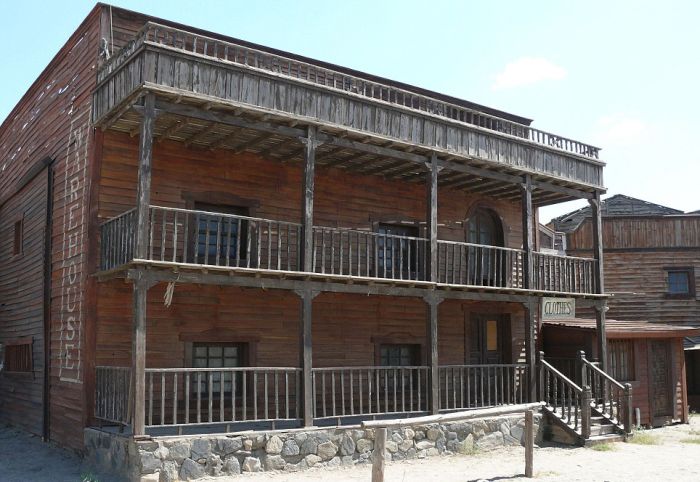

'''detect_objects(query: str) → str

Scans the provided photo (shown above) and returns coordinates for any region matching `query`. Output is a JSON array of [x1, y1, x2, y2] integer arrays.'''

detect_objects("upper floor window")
[[194, 203, 249, 265], [466, 208, 503, 246], [376, 223, 420, 279], [466, 208, 505, 286], [13, 218, 23, 256], [665, 267, 695, 299]]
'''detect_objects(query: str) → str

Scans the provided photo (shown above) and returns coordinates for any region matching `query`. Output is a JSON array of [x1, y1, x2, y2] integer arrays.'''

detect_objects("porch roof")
[[542, 318, 700, 339]]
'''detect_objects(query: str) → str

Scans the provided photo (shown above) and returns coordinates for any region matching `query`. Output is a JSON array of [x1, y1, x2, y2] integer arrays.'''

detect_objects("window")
[[2, 338, 32, 373], [379, 344, 420, 367], [665, 267, 695, 299], [13, 219, 23, 256], [376, 224, 420, 279], [608, 339, 635, 382], [194, 203, 249, 265], [192, 343, 246, 394]]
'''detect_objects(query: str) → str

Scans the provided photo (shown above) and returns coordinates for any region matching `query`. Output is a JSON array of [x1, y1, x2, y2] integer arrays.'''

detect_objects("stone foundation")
[[85, 413, 543, 481]]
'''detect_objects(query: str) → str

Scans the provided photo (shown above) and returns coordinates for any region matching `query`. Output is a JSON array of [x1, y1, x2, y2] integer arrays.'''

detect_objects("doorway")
[[648, 340, 674, 426], [467, 314, 511, 364]]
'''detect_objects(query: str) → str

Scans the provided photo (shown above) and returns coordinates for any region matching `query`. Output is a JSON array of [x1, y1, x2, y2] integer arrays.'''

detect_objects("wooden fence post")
[[372, 427, 388, 482], [525, 409, 534, 478], [624, 383, 633, 434], [581, 386, 592, 440]]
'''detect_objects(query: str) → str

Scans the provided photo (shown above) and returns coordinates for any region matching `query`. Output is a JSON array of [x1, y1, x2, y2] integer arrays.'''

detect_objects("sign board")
[[541, 297, 576, 320]]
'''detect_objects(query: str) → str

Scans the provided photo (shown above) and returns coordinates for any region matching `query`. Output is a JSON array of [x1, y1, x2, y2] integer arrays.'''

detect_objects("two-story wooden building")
[[1, 3, 623, 474], [548, 195, 700, 425]]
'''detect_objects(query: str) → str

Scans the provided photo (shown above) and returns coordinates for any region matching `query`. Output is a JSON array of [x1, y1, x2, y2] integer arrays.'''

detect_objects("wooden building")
[[1, 4, 623, 461], [549, 194, 700, 423]]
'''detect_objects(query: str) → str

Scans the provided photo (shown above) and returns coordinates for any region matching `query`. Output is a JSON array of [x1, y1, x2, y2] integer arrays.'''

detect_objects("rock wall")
[[85, 414, 543, 481]]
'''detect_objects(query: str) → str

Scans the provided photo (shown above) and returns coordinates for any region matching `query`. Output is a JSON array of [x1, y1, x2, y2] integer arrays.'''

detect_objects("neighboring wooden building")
[[1, 4, 618, 460], [549, 194, 700, 422]]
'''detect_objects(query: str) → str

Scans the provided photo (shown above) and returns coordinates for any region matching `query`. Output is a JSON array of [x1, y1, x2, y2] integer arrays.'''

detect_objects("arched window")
[[467, 208, 504, 247], [466, 208, 506, 286]]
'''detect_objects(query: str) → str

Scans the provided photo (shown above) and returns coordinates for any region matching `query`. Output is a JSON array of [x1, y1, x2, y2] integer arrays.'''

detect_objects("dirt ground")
[[1, 417, 700, 481]]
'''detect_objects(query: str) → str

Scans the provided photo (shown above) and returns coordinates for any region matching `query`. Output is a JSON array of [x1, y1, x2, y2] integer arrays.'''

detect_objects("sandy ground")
[[1, 417, 700, 481]]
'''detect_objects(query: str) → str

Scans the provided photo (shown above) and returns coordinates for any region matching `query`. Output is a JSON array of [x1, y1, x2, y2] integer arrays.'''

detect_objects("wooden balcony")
[[95, 363, 527, 435], [99, 205, 598, 296], [92, 22, 604, 204]]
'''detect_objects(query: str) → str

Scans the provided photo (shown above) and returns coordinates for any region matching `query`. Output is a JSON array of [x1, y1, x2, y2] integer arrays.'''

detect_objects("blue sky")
[[2, 0, 698, 221]]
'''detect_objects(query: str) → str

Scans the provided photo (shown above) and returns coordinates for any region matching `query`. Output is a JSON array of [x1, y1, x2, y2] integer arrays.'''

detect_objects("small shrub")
[[680, 437, 700, 444], [591, 443, 615, 451], [628, 430, 660, 445]]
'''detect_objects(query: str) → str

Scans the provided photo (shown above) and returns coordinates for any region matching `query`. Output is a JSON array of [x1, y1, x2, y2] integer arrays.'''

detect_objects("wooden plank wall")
[[0, 170, 48, 435], [96, 282, 526, 370], [0, 6, 102, 449]]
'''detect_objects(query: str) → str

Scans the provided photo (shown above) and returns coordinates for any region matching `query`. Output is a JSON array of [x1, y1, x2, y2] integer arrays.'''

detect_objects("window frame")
[[2, 337, 33, 374], [12, 216, 24, 257], [373, 222, 422, 279], [192, 202, 250, 265], [664, 267, 696, 299]]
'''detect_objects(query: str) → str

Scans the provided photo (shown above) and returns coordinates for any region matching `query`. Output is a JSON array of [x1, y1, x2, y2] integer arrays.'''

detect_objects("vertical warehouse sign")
[[58, 106, 90, 383]]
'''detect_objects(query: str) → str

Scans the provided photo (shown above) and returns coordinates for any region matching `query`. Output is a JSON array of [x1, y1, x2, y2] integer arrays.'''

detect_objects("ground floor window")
[[191, 342, 247, 394], [379, 344, 420, 366], [608, 339, 635, 382]]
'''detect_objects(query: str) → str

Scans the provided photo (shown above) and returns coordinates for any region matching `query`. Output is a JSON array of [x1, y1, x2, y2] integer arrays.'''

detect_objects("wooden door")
[[649, 340, 673, 426], [468, 314, 511, 365]]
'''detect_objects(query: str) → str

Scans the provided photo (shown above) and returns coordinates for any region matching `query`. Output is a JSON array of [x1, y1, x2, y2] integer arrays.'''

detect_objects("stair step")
[[584, 434, 625, 446], [589, 424, 619, 435]]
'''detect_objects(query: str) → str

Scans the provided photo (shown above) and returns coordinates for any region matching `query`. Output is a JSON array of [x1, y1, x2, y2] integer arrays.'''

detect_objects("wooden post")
[[300, 126, 319, 272], [538, 351, 545, 402], [525, 409, 534, 478], [524, 301, 537, 402], [578, 350, 588, 388], [372, 427, 388, 482], [135, 93, 156, 260], [426, 152, 438, 283], [624, 383, 633, 434], [589, 192, 607, 372], [132, 275, 149, 436], [521, 175, 534, 290], [425, 292, 441, 415], [581, 385, 592, 440], [297, 288, 318, 427]]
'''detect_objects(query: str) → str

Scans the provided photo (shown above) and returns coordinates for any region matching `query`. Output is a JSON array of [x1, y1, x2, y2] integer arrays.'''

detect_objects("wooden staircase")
[[540, 351, 632, 446]]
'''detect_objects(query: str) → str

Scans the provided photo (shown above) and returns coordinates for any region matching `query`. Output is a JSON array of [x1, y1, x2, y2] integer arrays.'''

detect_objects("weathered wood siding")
[[98, 131, 524, 249], [0, 6, 102, 449], [0, 170, 48, 435], [96, 282, 526, 369]]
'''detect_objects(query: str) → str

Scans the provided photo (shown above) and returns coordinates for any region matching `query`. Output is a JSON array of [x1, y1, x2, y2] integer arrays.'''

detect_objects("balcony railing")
[[439, 364, 528, 410], [95, 366, 132, 426], [99, 206, 597, 294], [97, 22, 600, 161]]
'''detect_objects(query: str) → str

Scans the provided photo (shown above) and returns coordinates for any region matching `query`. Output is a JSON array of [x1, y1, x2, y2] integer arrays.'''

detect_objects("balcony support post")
[[295, 288, 319, 427], [424, 292, 443, 414], [131, 271, 155, 436], [135, 93, 156, 260], [589, 192, 607, 371], [520, 175, 534, 289], [300, 126, 321, 272], [523, 300, 537, 402], [426, 153, 440, 282]]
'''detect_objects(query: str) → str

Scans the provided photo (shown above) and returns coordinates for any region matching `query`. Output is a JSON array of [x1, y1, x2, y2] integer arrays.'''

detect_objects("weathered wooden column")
[[589, 192, 607, 371], [521, 176, 537, 401], [425, 153, 441, 414], [298, 126, 320, 427], [132, 93, 156, 436]]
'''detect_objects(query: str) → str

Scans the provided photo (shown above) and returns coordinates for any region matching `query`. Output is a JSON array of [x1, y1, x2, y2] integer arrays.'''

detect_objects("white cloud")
[[593, 114, 647, 145], [492, 57, 567, 90]]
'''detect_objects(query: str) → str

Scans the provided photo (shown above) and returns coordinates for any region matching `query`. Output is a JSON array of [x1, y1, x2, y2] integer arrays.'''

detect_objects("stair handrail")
[[578, 351, 632, 434], [539, 351, 585, 435]]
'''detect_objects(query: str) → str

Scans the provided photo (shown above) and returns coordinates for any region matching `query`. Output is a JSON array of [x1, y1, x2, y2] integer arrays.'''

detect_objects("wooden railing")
[[312, 227, 427, 281], [100, 209, 136, 271], [146, 206, 302, 270], [532, 252, 596, 294], [95, 366, 132, 426], [439, 364, 528, 410], [97, 22, 600, 160], [539, 354, 584, 435], [144, 367, 302, 429], [437, 241, 524, 288], [311, 366, 429, 419], [99, 206, 597, 294], [580, 352, 632, 434]]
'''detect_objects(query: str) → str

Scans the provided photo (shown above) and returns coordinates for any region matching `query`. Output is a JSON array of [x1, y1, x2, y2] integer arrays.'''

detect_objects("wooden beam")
[[297, 288, 318, 427], [183, 122, 216, 147], [209, 128, 240, 150], [257, 137, 289, 157], [301, 126, 318, 272], [439, 172, 473, 187], [590, 192, 607, 371], [524, 300, 537, 403], [132, 275, 149, 436], [135, 93, 156, 260], [232, 133, 270, 154], [425, 293, 442, 415], [521, 176, 534, 290], [525, 410, 534, 478], [157, 119, 187, 143], [372, 428, 388, 482]]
